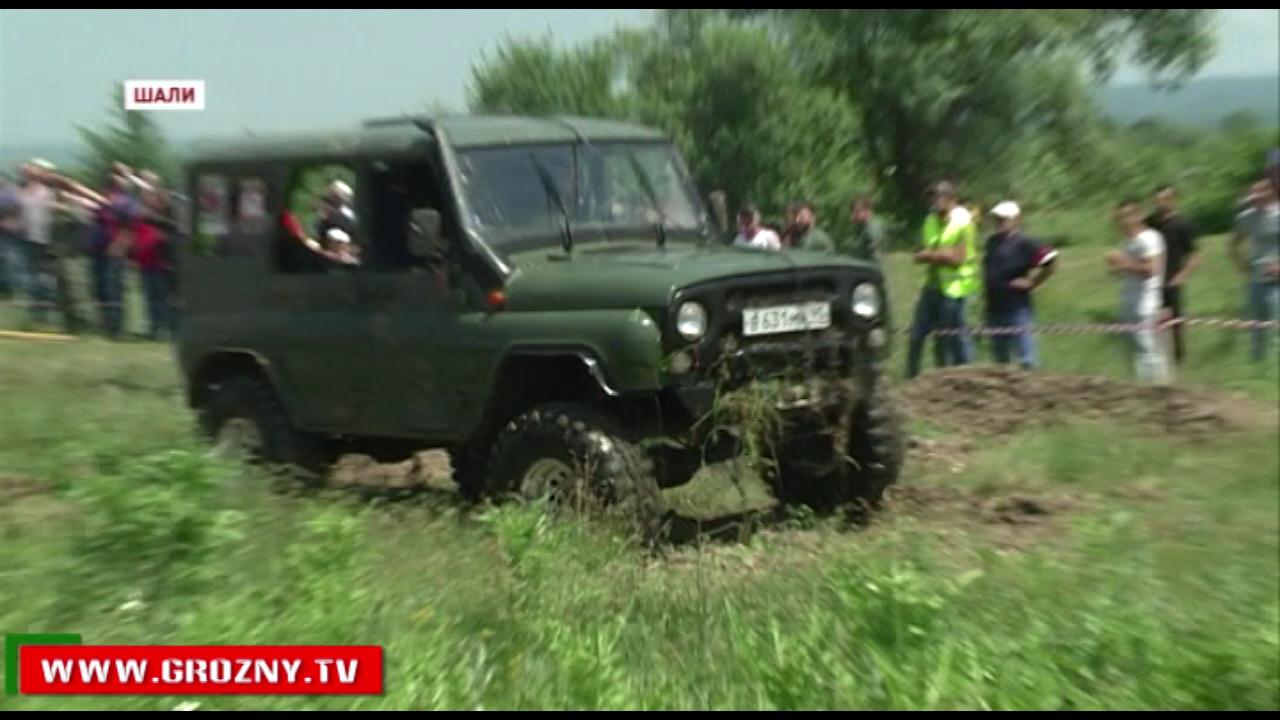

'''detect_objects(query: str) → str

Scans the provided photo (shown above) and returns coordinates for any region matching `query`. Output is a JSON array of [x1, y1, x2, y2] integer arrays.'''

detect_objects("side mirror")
[[408, 208, 443, 260], [708, 190, 729, 237]]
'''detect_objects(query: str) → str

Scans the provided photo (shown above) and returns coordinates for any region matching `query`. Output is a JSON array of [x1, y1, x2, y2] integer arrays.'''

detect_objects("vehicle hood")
[[502, 240, 878, 311]]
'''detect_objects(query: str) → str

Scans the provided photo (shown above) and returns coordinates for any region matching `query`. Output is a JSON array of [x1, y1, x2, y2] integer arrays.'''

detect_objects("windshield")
[[457, 141, 705, 247]]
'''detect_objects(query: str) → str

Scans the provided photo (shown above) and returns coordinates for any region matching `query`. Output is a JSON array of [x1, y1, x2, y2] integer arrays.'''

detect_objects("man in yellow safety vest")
[[906, 180, 979, 379]]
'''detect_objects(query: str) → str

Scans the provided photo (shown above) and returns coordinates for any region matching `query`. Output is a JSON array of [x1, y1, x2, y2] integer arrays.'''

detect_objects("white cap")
[[328, 179, 353, 202], [990, 200, 1020, 220], [326, 228, 352, 244]]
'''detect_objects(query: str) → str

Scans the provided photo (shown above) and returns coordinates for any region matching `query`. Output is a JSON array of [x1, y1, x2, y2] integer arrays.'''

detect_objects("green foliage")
[[73, 83, 176, 186], [63, 449, 245, 608], [742, 9, 1214, 217], [469, 19, 868, 231], [466, 10, 1250, 231], [0, 327, 1276, 710], [469, 35, 622, 117]]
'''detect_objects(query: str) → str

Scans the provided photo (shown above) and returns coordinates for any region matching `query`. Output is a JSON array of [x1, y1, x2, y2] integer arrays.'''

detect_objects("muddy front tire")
[[197, 375, 330, 481], [486, 403, 666, 539], [777, 379, 906, 513]]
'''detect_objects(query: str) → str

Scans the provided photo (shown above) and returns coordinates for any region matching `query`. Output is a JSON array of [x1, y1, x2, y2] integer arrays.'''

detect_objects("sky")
[[1, 9, 1277, 147]]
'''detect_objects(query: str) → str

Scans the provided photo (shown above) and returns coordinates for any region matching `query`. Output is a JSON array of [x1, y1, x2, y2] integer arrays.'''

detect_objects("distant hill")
[[1099, 75, 1279, 128]]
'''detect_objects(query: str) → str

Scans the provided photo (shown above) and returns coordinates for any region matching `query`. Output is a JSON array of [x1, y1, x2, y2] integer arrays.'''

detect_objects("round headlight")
[[852, 282, 881, 319], [676, 301, 708, 341]]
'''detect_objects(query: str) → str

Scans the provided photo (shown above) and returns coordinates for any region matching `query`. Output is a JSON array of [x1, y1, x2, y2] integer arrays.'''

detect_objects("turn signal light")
[[486, 290, 507, 311]]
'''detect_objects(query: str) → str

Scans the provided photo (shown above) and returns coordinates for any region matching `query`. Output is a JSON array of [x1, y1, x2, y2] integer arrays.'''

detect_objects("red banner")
[[18, 645, 383, 695]]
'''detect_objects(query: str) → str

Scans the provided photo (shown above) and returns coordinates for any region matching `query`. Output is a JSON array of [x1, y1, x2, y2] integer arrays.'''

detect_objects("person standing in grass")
[[1230, 177, 1280, 362], [732, 205, 782, 251], [129, 187, 174, 340], [789, 201, 834, 253], [16, 161, 59, 327], [981, 201, 1057, 370], [906, 180, 978, 379], [88, 171, 136, 338], [1146, 184, 1201, 365], [1107, 198, 1169, 384], [0, 173, 20, 299], [846, 196, 886, 265]]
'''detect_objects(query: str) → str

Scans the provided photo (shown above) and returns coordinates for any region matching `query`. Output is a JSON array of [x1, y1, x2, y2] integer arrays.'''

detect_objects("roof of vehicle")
[[185, 114, 668, 165]]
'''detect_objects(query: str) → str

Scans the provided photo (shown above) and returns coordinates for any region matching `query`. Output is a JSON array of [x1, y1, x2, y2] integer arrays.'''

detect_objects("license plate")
[[742, 302, 831, 337]]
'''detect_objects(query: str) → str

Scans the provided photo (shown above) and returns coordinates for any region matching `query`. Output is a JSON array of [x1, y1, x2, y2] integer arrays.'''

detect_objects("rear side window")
[[194, 174, 230, 255], [236, 178, 269, 236]]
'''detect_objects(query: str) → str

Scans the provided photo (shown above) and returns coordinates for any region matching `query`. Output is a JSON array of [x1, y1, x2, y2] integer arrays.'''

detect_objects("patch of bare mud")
[[878, 483, 1088, 551], [896, 365, 1275, 439]]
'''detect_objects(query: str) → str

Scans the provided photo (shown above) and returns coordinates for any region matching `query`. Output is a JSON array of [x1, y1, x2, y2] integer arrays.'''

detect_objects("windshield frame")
[[453, 139, 710, 257]]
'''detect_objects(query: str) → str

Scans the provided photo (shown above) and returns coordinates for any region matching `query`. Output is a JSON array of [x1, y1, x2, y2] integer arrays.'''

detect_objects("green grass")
[[0, 238, 1277, 710]]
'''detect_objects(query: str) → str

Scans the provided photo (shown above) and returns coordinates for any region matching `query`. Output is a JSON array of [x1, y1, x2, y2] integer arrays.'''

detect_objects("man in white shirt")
[[732, 205, 781, 251], [17, 161, 59, 325], [1107, 198, 1168, 384]]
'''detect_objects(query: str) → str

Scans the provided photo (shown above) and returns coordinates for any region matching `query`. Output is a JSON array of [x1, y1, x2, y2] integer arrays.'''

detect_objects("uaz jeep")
[[176, 115, 903, 530]]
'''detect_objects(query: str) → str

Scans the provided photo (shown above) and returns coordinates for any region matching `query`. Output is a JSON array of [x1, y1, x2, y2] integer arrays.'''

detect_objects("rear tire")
[[486, 403, 666, 540], [197, 375, 330, 481]]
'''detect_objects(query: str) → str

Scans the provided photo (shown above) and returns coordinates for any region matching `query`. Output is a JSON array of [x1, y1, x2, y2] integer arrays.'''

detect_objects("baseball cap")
[[328, 179, 353, 202], [990, 200, 1021, 220]]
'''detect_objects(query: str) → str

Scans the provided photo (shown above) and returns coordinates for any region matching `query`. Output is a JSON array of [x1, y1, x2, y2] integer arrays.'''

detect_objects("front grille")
[[670, 268, 884, 385], [718, 330, 855, 384], [725, 282, 837, 313]]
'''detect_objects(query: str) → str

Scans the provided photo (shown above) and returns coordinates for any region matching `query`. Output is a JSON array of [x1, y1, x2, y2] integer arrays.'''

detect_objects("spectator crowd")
[[0, 160, 178, 340], [1, 150, 1277, 383], [728, 153, 1279, 382]]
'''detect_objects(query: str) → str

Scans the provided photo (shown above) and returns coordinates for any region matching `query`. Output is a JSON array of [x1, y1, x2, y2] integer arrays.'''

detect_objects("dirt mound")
[[895, 365, 1270, 439], [879, 483, 1087, 551]]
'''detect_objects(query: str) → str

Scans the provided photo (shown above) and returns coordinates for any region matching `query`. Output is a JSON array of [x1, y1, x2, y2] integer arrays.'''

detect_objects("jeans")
[[1248, 280, 1280, 363], [20, 241, 56, 325], [141, 270, 170, 340], [91, 253, 125, 337], [1120, 305, 1169, 384], [0, 231, 17, 296], [906, 287, 974, 379], [987, 306, 1038, 369], [1161, 285, 1185, 364]]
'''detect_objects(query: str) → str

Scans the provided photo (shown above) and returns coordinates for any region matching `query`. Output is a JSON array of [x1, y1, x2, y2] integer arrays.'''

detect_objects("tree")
[[74, 84, 175, 186], [469, 20, 868, 231], [715, 9, 1216, 217], [468, 35, 622, 117]]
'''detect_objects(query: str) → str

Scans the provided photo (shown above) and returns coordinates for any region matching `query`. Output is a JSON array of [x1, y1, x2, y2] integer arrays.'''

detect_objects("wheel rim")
[[215, 417, 264, 458], [520, 457, 576, 503]]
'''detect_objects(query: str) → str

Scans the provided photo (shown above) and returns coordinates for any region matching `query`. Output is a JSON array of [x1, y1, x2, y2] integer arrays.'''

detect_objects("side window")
[[235, 178, 269, 236], [194, 173, 230, 256], [365, 160, 452, 273], [275, 162, 360, 274]]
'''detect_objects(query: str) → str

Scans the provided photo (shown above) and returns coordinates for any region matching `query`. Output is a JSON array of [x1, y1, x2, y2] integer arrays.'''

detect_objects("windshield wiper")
[[528, 152, 574, 254], [625, 150, 667, 249]]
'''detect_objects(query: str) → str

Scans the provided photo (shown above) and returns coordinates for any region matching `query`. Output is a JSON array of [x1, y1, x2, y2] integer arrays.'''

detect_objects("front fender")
[[472, 307, 666, 393]]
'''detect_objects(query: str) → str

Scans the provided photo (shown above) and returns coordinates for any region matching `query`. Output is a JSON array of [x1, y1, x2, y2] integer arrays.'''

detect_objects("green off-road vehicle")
[[176, 115, 904, 533]]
